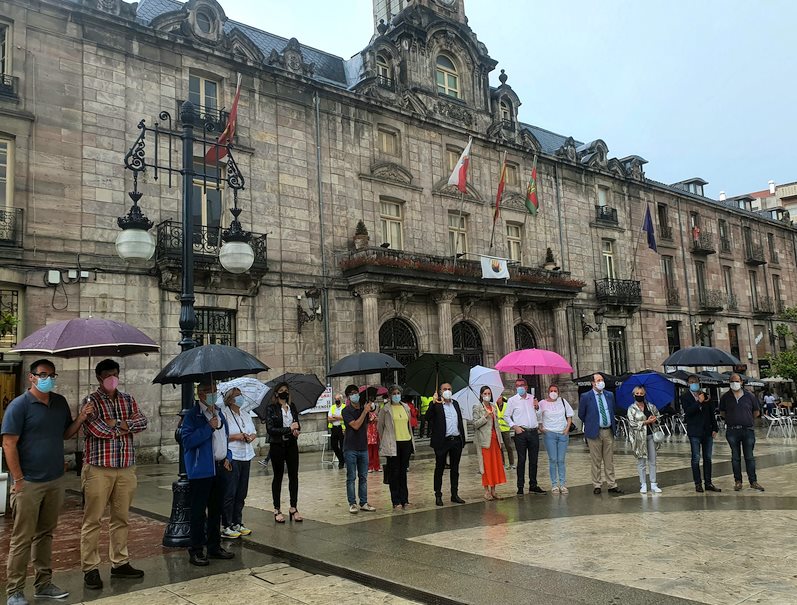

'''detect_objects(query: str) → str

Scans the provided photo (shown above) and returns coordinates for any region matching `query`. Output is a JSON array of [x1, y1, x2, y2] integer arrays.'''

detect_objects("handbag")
[[652, 427, 666, 443]]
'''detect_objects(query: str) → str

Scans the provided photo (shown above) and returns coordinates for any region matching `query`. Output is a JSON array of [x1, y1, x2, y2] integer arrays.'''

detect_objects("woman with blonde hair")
[[472, 385, 506, 500], [627, 385, 662, 494], [377, 385, 415, 510]]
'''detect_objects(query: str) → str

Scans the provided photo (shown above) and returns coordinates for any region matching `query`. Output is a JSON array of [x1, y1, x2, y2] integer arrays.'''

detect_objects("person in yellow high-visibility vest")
[[496, 395, 515, 469], [418, 396, 433, 438], [327, 395, 346, 469]]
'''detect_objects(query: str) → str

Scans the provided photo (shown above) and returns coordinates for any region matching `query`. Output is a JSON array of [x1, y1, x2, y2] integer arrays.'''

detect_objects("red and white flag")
[[447, 137, 473, 194], [205, 73, 242, 164], [493, 151, 507, 223]]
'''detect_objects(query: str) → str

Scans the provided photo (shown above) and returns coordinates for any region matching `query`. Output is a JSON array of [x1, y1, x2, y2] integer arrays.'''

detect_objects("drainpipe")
[[314, 91, 332, 375], [554, 163, 566, 271]]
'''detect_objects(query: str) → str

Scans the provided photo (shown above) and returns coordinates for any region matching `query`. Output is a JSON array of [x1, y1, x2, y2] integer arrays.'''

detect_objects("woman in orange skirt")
[[472, 386, 506, 500]]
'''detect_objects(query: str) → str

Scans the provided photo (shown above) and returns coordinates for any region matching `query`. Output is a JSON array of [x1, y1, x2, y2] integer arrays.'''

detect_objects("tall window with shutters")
[[601, 240, 616, 279], [607, 327, 628, 375]]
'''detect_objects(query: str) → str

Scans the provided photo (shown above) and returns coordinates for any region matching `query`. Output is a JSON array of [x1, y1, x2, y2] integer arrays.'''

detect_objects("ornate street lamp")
[[119, 101, 252, 546]]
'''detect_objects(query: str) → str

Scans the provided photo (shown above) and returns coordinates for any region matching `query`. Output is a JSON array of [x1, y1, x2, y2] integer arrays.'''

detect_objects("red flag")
[[493, 152, 507, 223], [525, 155, 539, 216], [447, 137, 473, 194], [205, 74, 242, 164], [692, 225, 701, 240]]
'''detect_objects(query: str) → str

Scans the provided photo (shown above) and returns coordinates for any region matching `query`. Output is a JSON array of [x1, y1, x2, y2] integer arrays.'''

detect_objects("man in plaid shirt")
[[79, 359, 148, 590]]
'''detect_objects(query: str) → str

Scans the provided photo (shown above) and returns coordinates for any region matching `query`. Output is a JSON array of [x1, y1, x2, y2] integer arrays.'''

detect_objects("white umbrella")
[[217, 377, 269, 414], [453, 365, 505, 420]]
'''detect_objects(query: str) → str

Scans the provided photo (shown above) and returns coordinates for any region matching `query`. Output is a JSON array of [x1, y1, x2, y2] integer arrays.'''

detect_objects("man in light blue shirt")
[[425, 383, 466, 507]]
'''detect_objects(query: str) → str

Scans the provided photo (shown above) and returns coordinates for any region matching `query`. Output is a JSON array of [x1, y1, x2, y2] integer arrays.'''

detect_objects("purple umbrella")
[[11, 317, 159, 358]]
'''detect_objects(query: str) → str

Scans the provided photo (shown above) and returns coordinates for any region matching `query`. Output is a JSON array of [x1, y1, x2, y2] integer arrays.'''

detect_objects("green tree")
[[768, 312, 797, 382]]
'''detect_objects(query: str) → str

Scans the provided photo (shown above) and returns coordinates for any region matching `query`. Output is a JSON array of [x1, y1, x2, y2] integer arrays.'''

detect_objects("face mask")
[[36, 376, 55, 393], [482, 395, 491, 402], [335, 400, 341, 405], [516, 387, 526, 397], [349, 393, 360, 404], [730, 382, 742, 392], [549, 391, 558, 399], [596, 381, 605, 391], [234, 395, 246, 407], [204, 392, 218, 406], [442, 390, 452, 400], [391, 394, 401, 404], [277, 391, 289, 401], [689, 383, 700, 393], [102, 376, 120, 392], [634, 394, 645, 402]]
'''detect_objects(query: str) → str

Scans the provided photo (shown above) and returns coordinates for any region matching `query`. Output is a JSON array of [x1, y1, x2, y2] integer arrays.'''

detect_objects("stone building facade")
[[0, 0, 795, 460]]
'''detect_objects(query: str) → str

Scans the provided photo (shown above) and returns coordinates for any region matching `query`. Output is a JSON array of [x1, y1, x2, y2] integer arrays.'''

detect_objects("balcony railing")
[[691, 230, 716, 254], [665, 286, 680, 306], [0, 74, 19, 99], [376, 75, 395, 91], [155, 220, 268, 272], [0, 208, 23, 248], [776, 298, 786, 315], [720, 237, 732, 253], [595, 205, 618, 225], [698, 288, 724, 311], [595, 278, 642, 306], [745, 243, 766, 265], [659, 224, 673, 241], [753, 296, 775, 316], [727, 293, 738, 311], [177, 101, 229, 135]]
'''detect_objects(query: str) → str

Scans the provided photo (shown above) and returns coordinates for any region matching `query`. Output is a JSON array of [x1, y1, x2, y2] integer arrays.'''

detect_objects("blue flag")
[[642, 204, 657, 252]]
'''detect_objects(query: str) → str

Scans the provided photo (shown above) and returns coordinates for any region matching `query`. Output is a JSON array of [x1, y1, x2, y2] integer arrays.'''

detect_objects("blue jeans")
[[726, 427, 757, 483], [542, 431, 568, 486], [344, 449, 369, 506], [689, 435, 714, 486]]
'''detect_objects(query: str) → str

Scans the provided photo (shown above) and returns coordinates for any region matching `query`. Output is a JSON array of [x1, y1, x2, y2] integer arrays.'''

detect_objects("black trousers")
[[270, 440, 299, 510], [386, 440, 413, 506], [189, 463, 227, 555], [433, 438, 463, 497], [330, 425, 345, 464], [222, 459, 251, 528], [513, 429, 540, 490]]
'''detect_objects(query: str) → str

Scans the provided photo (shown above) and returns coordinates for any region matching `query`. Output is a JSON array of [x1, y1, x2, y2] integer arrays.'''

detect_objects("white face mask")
[[482, 395, 491, 402], [549, 391, 558, 399], [730, 382, 742, 392], [442, 389, 452, 400], [595, 381, 605, 391]]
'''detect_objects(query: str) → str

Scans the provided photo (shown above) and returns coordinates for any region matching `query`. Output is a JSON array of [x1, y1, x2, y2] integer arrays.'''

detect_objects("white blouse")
[[537, 397, 574, 433]]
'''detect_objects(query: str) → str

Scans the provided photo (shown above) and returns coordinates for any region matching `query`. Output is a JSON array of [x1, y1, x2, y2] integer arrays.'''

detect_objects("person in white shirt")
[[537, 384, 574, 495], [220, 388, 257, 539], [505, 378, 546, 495]]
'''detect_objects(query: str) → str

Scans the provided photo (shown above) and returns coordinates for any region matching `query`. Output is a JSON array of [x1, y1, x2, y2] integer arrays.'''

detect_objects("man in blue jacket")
[[578, 373, 623, 495], [181, 380, 234, 566]]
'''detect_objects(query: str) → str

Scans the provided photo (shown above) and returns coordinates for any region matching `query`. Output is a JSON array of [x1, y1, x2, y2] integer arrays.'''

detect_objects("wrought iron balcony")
[[665, 286, 680, 306], [155, 220, 268, 272], [376, 75, 395, 91], [745, 243, 766, 265], [727, 293, 738, 311], [691, 230, 716, 255], [698, 289, 724, 311], [176, 101, 229, 135], [0, 74, 19, 99], [753, 296, 775, 316], [595, 278, 642, 306], [776, 298, 786, 315], [659, 223, 673, 241], [595, 205, 618, 225], [0, 208, 23, 248], [720, 237, 732, 253]]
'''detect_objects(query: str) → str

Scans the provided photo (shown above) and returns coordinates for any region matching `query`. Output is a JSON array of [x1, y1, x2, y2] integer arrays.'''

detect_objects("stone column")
[[553, 302, 570, 358], [355, 284, 380, 352], [500, 296, 518, 356], [433, 291, 456, 354]]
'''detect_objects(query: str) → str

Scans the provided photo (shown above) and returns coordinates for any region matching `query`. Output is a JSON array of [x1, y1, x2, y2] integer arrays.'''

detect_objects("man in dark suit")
[[681, 374, 721, 493], [578, 373, 623, 495], [425, 382, 466, 506]]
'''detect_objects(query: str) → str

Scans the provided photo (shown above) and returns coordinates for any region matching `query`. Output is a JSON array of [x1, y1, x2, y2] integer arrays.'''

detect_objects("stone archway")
[[379, 317, 419, 386], [452, 320, 484, 367]]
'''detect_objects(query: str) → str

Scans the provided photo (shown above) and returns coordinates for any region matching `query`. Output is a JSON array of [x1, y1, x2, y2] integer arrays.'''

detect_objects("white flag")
[[480, 255, 509, 279], [447, 137, 473, 193]]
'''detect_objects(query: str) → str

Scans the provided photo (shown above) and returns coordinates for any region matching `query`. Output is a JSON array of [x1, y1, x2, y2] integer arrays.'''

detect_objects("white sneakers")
[[640, 484, 648, 494], [349, 504, 359, 514], [234, 524, 252, 536], [221, 526, 241, 539], [641, 483, 663, 494], [360, 503, 376, 511]]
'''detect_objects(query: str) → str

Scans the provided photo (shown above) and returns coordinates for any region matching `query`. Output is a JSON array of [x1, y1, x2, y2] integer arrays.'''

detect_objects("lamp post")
[[119, 101, 252, 546]]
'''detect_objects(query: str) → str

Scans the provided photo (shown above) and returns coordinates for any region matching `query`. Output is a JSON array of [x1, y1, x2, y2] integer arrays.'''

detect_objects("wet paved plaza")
[[2, 428, 796, 604]]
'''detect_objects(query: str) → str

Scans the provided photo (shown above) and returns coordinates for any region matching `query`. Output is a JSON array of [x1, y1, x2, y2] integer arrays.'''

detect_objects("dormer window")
[[376, 53, 393, 89], [499, 99, 511, 122], [196, 10, 213, 34], [436, 54, 460, 99]]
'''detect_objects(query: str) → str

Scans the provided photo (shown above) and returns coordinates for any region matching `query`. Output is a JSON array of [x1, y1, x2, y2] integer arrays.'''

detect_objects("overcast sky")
[[217, 0, 796, 198]]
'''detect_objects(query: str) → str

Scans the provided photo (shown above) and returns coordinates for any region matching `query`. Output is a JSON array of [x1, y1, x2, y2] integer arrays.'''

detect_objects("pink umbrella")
[[359, 385, 388, 396], [495, 349, 573, 375]]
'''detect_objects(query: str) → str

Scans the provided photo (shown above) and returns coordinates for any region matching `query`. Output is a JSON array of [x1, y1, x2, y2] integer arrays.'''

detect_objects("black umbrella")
[[403, 353, 470, 396], [251, 373, 326, 419], [662, 346, 741, 367], [327, 352, 404, 378], [152, 344, 269, 385]]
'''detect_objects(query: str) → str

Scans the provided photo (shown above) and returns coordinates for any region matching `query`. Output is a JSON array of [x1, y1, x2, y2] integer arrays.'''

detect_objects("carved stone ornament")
[[435, 100, 473, 126], [501, 193, 527, 211], [555, 137, 578, 162], [354, 284, 381, 298], [398, 91, 428, 116], [432, 291, 457, 305], [267, 38, 315, 76], [460, 297, 476, 320], [371, 162, 414, 185], [393, 292, 413, 316]]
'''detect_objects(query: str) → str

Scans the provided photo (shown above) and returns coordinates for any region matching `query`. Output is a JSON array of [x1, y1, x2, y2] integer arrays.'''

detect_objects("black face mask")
[[277, 392, 289, 401], [634, 394, 645, 402]]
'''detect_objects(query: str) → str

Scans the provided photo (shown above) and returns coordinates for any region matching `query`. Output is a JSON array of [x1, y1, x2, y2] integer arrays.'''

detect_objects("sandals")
[[484, 493, 495, 501], [289, 508, 303, 522], [274, 510, 285, 523]]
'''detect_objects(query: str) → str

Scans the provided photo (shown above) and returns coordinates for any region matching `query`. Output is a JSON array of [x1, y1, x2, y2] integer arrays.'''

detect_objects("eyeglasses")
[[33, 372, 58, 379]]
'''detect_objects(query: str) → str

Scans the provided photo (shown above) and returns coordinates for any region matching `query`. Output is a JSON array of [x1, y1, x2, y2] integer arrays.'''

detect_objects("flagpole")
[[630, 206, 645, 280], [454, 190, 465, 268], [489, 150, 507, 250]]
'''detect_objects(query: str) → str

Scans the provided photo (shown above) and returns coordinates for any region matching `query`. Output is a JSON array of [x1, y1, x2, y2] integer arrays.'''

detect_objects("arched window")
[[500, 99, 511, 122], [436, 54, 460, 99], [379, 318, 418, 385], [453, 321, 483, 367], [376, 54, 391, 80], [514, 323, 541, 398]]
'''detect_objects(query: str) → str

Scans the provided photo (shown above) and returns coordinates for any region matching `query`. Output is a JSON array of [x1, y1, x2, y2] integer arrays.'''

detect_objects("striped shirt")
[[81, 388, 148, 468]]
